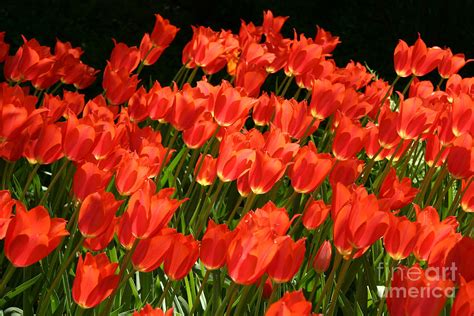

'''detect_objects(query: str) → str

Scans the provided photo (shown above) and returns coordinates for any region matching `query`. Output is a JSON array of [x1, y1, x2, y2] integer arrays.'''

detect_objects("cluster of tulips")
[[0, 9, 474, 316]]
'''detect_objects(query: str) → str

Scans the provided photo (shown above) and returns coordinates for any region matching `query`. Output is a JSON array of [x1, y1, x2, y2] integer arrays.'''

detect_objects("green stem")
[[157, 278, 173, 307], [19, 164, 40, 202], [39, 159, 70, 206], [280, 76, 294, 97], [327, 255, 353, 316], [233, 285, 252, 315], [189, 270, 211, 315], [215, 282, 238, 316], [376, 259, 397, 316], [38, 237, 84, 316], [314, 253, 342, 313], [0, 263, 16, 296]]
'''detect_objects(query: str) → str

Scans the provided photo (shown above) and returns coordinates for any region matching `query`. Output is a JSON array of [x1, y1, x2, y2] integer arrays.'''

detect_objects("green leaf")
[[0, 274, 42, 307]]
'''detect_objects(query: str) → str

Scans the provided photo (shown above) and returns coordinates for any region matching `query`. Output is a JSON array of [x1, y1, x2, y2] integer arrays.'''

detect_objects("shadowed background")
[[2, 0, 474, 86]]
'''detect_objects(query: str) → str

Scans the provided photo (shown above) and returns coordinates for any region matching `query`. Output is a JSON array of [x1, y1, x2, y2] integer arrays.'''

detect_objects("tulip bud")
[[313, 240, 332, 273]]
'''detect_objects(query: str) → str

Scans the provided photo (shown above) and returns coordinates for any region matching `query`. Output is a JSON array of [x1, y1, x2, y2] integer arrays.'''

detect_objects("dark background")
[[2, 0, 474, 85]]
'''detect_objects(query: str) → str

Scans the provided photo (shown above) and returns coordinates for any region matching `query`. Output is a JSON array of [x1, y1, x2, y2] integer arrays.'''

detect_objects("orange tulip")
[[438, 48, 470, 79], [23, 123, 63, 164], [72, 252, 119, 309], [5, 205, 68, 267], [411, 36, 445, 77], [102, 64, 139, 105], [62, 114, 96, 162], [396, 96, 437, 140], [0, 190, 20, 240], [72, 162, 112, 201]]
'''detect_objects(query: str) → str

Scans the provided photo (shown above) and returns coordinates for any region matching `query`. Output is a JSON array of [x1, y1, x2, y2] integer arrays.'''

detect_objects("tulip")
[[411, 36, 445, 77], [72, 162, 112, 201], [386, 264, 453, 316], [0, 190, 20, 240], [0, 32, 9, 62], [83, 217, 118, 251], [102, 64, 139, 105], [108, 40, 140, 73], [461, 178, 474, 212], [62, 114, 96, 162], [394, 39, 412, 77], [114, 152, 150, 196], [444, 236, 474, 283], [332, 184, 389, 258], [200, 219, 233, 270], [164, 233, 199, 280], [267, 236, 306, 283], [383, 214, 419, 260], [332, 115, 366, 161], [23, 123, 63, 164], [396, 96, 437, 140], [248, 150, 287, 195], [329, 158, 364, 187], [289, 142, 333, 194], [227, 228, 279, 285], [451, 280, 474, 316], [302, 198, 330, 230], [309, 79, 345, 120], [183, 113, 217, 149], [72, 252, 119, 309], [313, 240, 332, 274], [378, 168, 419, 211], [5, 206, 69, 267], [78, 191, 123, 238], [133, 304, 173, 316], [265, 291, 312, 316], [132, 228, 176, 272], [252, 93, 275, 126]]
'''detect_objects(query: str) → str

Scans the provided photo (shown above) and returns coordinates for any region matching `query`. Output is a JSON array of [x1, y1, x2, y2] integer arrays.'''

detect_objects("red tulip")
[[386, 264, 453, 316], [383, 214, 419, 260], [102, 64, 139, 105], [290, 142, 333, 194], [332, 184, 389, 258], [0, 190, 21, 240], [451, 280, 474, 316], [226, 228, 279, 285], [115, 152, 150, 196], [5, 205, 69, 267], [248, 150, 287, 195], [108, 40, 140, 73], [78, 191, 123, 238], [164, 232, 199, 280], [83, 217, 118, 251], [332, 115, 366, 161], [309, 79, 345, 120], [267, 236, 306, 283], [285, 35, 323, 77], [72, 162, 112, 201], [411, 36, 445, 77], [265, 291, 312, 316], [125, 187, 185, 239], [378, 168, 419, 211], [23, 123, 63, 164], [62, 114, 96, 162], [195, 154, 218, 186], [183, 113, 217, 149], [438, 48, 470, 79], [329, 158, 364, 187], [200, 219, 233, 270], [461, 178, 474, 212], [394, 39, 412, 77], [397, 96, 437, 140], [302, 198, 330, 230], [72, 252, 119, 309], [133, 304, 173, 316], [132, 228, 176, 272], [447, 133, 474, 179], [313, 241, 332, 274]]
